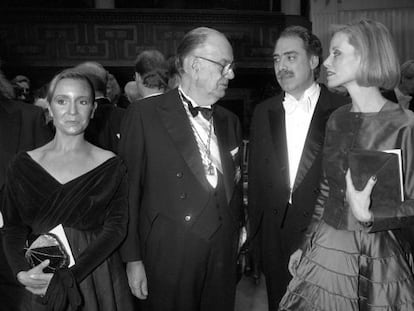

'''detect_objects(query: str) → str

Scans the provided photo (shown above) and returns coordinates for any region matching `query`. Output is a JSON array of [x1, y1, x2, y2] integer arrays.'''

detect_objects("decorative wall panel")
[[0, 8, 310, 135], [0, 9, 310, 69]]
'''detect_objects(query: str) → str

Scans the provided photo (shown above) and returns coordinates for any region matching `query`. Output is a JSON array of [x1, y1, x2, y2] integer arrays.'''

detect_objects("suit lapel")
[[157, 90, 211, 191], [292, 87, 329, 191], [268, 99, 290, 186], [214, 111, 234, 203]]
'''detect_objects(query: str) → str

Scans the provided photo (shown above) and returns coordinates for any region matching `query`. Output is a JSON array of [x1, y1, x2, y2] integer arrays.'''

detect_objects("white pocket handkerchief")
[[230, 147, 239, 158]]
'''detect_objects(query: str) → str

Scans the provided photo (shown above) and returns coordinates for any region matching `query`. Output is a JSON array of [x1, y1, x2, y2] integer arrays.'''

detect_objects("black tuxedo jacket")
[[0, 97, 52, 311], [119, 89, 243, 262], [85, 97, 124, 153], [0, 98, 52, 189], [247, 85, 347, 304]]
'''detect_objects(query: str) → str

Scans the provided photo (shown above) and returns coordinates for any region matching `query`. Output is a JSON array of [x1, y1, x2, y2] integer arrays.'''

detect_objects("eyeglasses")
[[194, 55, 235, 76]]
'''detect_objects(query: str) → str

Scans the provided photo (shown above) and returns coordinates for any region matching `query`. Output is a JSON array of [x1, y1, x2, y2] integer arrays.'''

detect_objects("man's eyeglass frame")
[[194, 55, 235, 76]]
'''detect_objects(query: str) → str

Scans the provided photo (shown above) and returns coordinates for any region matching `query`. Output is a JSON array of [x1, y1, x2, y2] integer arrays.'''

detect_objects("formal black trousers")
[[141, 179, 239, 311]]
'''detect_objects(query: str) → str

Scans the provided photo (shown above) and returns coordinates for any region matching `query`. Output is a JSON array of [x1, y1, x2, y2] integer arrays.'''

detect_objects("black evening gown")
[[2, 152, 134, 311]]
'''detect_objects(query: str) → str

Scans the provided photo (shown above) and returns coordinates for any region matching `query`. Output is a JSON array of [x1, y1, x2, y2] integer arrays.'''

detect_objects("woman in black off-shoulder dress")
[[2, 69, 134, 311]]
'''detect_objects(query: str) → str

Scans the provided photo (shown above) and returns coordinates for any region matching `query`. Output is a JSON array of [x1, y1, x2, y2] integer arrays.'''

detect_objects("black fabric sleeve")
[[369, 124, 414, 232], [70, 166, 129, 282], [118, 104, 146, 262], [1, 162, 32, 276]]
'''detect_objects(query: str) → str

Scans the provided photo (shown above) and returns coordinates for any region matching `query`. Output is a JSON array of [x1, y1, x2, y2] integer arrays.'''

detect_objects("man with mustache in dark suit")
[[119, 27, 243, 311], [248, 25, 348, 309]]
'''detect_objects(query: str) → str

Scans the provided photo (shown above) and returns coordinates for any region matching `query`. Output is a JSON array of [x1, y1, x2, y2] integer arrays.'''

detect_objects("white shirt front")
[[283, 83, 321, 199], [178, 87, 222, 188]]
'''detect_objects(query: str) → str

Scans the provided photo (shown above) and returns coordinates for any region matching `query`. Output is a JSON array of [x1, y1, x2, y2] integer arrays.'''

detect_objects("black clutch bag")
[[348, 149, 404, 213], [25, 233, 70, 273]]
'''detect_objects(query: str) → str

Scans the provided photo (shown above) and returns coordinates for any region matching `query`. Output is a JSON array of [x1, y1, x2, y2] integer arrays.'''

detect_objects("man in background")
[[74, 61, 124, 153], [383, 59, 414, 110], [121, 81, 141, 107], [134, 49, 169, 99], [0, 63, 52, 310]]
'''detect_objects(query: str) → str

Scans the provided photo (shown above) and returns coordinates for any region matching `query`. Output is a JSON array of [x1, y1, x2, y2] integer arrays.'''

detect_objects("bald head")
[[74, 61, 108, 96], [124, 81, 141, 103]]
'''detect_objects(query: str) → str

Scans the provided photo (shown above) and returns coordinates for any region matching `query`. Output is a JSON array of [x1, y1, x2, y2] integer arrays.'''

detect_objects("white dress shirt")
[[283, 83, 321, 200], [178, 87, 222, 188]]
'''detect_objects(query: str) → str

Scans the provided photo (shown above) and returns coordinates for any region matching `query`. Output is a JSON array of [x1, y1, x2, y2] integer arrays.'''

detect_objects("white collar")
[[143, 92, 163, 99], [283, 83, 320, 114], [178, 86, 212, 109]]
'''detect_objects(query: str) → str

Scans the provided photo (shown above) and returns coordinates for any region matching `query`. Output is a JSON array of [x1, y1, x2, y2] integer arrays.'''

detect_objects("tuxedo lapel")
[[292, 88, 329, 191], [157, 90, 211, 191], [268, 100, 290, 185], [213, 111, 234, 203]]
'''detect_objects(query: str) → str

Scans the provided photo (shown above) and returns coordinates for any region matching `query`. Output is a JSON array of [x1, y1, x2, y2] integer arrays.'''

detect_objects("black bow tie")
[[179, 90, 214, 120], [188, 103, 214, 120]]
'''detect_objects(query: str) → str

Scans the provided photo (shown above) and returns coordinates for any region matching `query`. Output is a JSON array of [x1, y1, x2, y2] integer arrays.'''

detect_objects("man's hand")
[[126, 260, 148, 299], [345, 169, 376, 222], [17, 260, 53, 296], [288, 249, 303, 277]]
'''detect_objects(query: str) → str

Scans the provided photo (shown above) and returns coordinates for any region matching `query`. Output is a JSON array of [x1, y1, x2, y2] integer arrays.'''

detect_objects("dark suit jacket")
[[119, 88, 243, 262], [247, 85, 347, 305], [0, 97, 52, 311], [383, 89, 414, 111], [0, 98, 52, 189], [85, 97, 124, 153]]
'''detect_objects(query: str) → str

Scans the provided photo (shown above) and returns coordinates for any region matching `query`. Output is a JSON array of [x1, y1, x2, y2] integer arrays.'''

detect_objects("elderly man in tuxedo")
[[248, 25, 347, 309], [0, 66, 51, 310], [119, 27, 243, 311]]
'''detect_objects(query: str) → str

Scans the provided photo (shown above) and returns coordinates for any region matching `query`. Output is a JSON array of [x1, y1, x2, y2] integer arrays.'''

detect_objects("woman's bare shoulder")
[[89, 144, 117, 164], [26, 141, 54, 162]]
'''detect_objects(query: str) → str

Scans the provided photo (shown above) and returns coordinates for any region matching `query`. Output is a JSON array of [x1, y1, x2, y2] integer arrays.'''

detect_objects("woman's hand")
[[288, 249, 303, 277], [17, 260, 54, 296], [345, 169, 376, 222]]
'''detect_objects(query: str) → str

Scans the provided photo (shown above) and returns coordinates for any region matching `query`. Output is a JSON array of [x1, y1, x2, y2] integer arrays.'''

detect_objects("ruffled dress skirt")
[[279, 221, 414, 311]]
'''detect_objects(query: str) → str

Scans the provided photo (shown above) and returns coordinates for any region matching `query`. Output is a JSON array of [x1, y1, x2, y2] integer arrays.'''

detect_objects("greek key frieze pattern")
[[0, 9, 310, 68]]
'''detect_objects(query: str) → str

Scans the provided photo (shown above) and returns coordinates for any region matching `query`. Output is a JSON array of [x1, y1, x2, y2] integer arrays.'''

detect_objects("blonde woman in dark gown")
[[279, 19, 414, 310]]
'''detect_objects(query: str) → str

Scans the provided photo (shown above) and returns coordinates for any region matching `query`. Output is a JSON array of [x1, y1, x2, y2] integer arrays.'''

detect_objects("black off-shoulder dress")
[[2, 153, 134, 311]]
